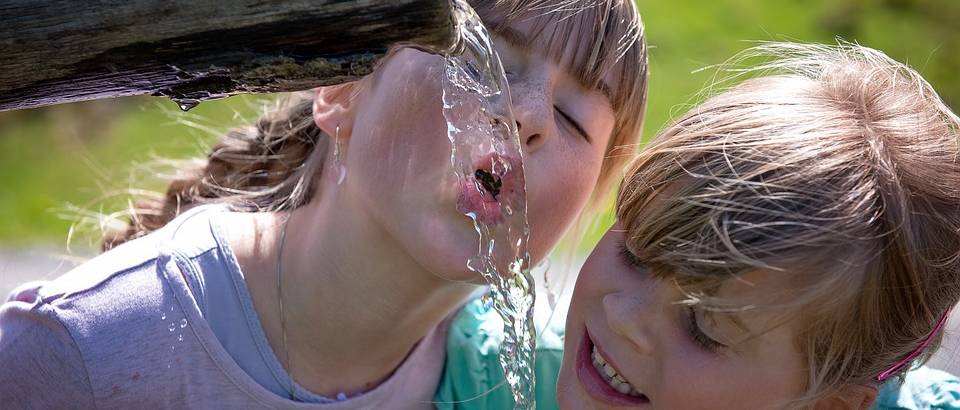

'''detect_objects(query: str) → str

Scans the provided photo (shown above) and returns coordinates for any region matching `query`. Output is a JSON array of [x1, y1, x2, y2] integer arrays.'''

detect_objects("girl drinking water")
[[557, 42, 960, 409], [0, 1, 647, 408]]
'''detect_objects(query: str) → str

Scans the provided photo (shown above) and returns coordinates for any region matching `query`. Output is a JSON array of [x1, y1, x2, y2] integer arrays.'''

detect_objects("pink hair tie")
[[876, 306, 953, 382]]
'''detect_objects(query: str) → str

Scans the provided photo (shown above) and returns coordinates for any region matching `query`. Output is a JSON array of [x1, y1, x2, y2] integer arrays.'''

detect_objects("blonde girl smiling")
[[558, 42, 960, 409]]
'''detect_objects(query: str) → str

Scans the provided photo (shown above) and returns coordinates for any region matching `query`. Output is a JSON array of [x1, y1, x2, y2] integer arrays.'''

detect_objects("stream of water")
[[442, 1, 537, 408]]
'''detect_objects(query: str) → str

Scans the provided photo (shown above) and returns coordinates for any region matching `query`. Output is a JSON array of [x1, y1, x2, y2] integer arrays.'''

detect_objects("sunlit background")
[[2, 0, 959, 366]]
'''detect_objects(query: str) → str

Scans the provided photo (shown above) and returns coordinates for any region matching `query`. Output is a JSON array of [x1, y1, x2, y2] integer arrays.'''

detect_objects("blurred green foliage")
[[0, 0, 958, 248]]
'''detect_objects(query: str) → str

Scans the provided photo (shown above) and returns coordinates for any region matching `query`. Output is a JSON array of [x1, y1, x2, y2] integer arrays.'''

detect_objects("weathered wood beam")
[[0, 0, 456, 111]]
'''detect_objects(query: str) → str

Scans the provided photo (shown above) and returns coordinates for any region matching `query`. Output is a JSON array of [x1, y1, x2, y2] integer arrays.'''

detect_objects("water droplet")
[[180, 318, 187, 328], [171, 345, 175, 351], [172, 98, 200, 112], [492, 158, 509, 176], [336, 165, 346, 185], [503, 205, 513, 215], [160, 313, 166, 320], [168, 323, 176, 332], [481, 293, 493, 309], [178, 334, 184, 342]]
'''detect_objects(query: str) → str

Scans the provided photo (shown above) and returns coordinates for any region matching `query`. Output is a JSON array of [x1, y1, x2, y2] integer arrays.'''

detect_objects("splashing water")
[[442, 1, 536, 408]]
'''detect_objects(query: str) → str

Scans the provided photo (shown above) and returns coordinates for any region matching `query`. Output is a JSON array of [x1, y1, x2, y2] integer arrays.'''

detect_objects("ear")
[[312, 82, 359, 140], [813, 385, 878, 410]]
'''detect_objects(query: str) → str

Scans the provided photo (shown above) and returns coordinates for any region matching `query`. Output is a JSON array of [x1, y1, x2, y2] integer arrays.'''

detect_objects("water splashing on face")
[[443, 1, 536, 408]]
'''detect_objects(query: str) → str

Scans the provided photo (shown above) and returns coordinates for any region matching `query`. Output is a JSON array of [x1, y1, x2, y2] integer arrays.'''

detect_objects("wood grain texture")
[[0, 0, 456, 111]]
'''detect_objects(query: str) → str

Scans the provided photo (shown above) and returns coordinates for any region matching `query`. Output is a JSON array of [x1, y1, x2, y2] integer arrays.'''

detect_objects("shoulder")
[[0, 232, 174, 374], [0, 295, 96, 406], [4, 204, 227, 323], [872, 366, 960, 409], [435, 297, 563, 410]]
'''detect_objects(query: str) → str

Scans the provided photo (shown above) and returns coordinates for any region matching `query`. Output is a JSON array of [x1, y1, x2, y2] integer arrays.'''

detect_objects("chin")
[[408, 209, 553, 285], [410, 235, 484, 284], [556, 382, 589, 410]]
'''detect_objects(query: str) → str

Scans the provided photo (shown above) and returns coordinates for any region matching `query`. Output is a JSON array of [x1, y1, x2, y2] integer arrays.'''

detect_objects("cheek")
[[351, 54, 450, 188], [567, 238, 623, 314], [524, 144, 604, 258], [653, 346, 805, 409]]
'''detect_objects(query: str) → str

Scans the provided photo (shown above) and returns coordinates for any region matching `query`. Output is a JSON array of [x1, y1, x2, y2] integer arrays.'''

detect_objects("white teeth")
[[591, 345, 645, 398]]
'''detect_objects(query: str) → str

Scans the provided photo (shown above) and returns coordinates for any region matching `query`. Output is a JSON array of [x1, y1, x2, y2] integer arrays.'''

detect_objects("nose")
[[510, 77, 551, 154], [603, 292, 657, 356]]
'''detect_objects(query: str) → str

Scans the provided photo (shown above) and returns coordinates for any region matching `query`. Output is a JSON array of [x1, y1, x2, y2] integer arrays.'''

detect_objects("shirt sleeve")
[[872, 366, 960, 409], [0, 295, 97, 409]]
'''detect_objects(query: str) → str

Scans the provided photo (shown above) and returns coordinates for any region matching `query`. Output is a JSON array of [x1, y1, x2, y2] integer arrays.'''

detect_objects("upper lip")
[[472, 152, 519, 177]]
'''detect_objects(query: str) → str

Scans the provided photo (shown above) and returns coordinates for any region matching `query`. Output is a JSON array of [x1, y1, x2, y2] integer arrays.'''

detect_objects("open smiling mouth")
[[578, 329, 650, 406], [592, 344, 645, 398]]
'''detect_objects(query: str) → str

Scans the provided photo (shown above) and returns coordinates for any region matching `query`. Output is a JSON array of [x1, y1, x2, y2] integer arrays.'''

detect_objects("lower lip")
[[456, 177, 504, 225], [576, 329, 650, 407]]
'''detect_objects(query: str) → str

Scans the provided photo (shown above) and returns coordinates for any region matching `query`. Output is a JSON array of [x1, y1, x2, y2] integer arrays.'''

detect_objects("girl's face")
[[557, 226, 808, 409], [329, 17, 617, 281]]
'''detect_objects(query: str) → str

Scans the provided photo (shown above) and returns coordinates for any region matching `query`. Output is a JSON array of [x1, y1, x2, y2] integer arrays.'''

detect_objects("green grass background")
[[1, 0, 958, 250]]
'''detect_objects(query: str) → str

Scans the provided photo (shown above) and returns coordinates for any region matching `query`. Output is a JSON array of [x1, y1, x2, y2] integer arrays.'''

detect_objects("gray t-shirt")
[[0, 205, 450, 409]]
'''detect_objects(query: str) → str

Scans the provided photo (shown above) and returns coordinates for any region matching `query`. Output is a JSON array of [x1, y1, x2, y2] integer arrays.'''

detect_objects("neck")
[[229, 188, 478, 397]]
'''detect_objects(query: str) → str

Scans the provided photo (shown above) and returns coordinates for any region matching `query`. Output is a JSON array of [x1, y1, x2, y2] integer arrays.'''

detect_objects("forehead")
[[492, 21, 616, 103], [475, 1, 640, 104]]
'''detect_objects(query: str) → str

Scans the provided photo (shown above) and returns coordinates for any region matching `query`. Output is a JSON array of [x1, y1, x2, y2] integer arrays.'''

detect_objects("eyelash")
[[555, 107, 590, 142], [617, 242, 644, 270], [686, 307, 726, 353]]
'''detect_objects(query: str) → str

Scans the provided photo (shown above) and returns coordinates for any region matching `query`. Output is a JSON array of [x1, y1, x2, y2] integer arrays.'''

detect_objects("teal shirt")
[[435, 299, 563, 410], [873, 367, 960, 409], [436, 299, 960, 410]]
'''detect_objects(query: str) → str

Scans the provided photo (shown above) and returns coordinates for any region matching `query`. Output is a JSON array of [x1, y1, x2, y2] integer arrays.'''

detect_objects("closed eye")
[[687, 307, 728, 353], [555, 107, 591, 142], [618, 241, 645, 271]]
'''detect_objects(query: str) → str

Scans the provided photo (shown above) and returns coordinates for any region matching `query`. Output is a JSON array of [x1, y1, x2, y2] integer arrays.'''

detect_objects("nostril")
[[525, 133, 541, 148]]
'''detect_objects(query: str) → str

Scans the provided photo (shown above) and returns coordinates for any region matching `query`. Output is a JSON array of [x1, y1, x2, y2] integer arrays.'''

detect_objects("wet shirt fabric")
[[0, 205, 449, 409]]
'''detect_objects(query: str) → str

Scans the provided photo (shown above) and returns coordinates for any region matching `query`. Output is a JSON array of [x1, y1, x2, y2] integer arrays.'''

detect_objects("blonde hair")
[[617, 42, 960, 408], [103, 0, 648, 250]]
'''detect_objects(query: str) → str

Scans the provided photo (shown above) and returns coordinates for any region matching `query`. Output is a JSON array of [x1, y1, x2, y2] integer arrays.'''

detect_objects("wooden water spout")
[[0, 0, 456, 111]]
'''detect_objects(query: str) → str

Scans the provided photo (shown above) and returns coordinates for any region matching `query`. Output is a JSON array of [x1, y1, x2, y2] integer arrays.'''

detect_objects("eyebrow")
[[493, 25, 615, 103]]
